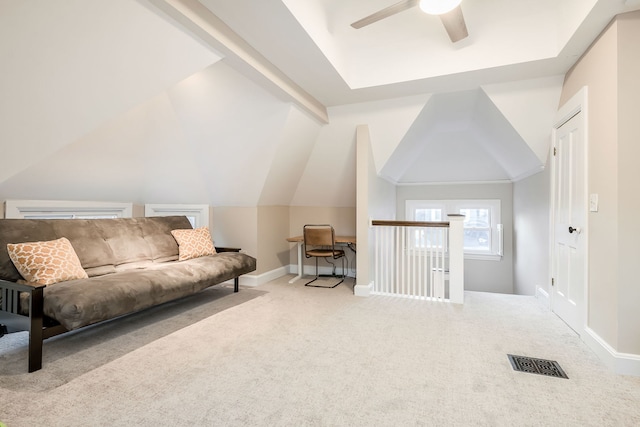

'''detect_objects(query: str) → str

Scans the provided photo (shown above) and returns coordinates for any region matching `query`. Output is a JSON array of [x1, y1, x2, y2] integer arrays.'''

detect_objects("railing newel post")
[[370, 219, 463, 304], [447, 215, 465, 304]]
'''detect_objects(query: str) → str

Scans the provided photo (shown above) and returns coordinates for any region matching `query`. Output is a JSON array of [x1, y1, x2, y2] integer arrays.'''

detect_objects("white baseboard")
[[222, 266, 289, 288], [535, 286, 550, 309], [244, 266, 290, 287], [226, 265, 354, 289], [288, 264, 355, 278], [583, 327, 640, 377], [354, 281, 373, 297]]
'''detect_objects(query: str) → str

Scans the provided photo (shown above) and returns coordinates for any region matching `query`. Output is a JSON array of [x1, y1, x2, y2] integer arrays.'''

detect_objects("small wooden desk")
[[286, 235, 356, 283]]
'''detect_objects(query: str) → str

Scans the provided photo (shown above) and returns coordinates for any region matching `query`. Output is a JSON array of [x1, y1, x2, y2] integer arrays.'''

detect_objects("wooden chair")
[[303, 224, 345, 288]]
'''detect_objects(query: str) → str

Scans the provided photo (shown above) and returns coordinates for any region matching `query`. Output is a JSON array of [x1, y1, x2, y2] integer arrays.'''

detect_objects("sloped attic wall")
[[380, 79, 563, 184], [0, 62, 322, 206], [290, 94, 430, 207], [0, 1, 326, 279], [0, 0, 221, 185], [0, 1, 323, 209]]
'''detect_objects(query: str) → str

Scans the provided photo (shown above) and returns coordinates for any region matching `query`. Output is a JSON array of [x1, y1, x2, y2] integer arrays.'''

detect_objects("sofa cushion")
[[50, 220, 116, 274], [0, 220, 58, 282], [0, 216, 194, 281], [171, 227, 217, 261], [30, 252, 257, 330], [7, 237, 88, 285]]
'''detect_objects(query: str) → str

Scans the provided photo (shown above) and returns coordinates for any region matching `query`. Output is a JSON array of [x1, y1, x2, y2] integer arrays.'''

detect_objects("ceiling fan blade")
[[351, 0, 419, 29], [439, 5, 468, 42]]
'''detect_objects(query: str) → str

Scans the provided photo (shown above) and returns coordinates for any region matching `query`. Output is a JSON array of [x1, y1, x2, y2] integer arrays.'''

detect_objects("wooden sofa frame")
[[0, 247, 242, 373]]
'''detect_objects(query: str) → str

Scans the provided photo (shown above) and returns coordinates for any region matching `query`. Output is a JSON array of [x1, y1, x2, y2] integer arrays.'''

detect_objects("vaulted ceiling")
[[1, 1, 638, 208], [197, 0, 638, 105], [167, 0, 639, 185]]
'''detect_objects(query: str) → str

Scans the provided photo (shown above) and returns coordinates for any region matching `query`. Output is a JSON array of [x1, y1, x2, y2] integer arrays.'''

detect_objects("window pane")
[[463, 229, 490, 251], [415, 208, 442, 221], [460, 208, 490, 228], [23, 214, 119, 219], [24, 214, 75, 219], [460, 208, 491, 251]]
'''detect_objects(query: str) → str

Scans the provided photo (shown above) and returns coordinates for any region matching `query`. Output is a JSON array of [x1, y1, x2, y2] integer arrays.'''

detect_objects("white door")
[[552, 110, 586, 334]]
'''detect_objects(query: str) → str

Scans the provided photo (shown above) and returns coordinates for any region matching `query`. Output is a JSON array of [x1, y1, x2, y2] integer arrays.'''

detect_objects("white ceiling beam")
[[149, 0, 329, 124]]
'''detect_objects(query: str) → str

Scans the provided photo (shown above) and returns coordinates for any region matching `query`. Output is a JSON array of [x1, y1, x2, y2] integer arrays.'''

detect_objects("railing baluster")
[[430, 228, 435, 299], [401, 226, 404, 297], [376, 226, 380, 294], [385, 226, 391, 294], [413, 231, 418, 298], [371, 219, 463, 304]]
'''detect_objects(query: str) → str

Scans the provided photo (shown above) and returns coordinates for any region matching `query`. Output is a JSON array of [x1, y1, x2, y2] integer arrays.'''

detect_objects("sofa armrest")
[[1, 278, 45, 314], [0, 278, 45, 293], [215, 247, 241, 253], [1, 278, 49, 372]]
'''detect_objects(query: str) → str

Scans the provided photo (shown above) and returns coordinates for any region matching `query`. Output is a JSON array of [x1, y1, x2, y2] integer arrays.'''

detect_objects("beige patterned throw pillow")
[[171, 227, 217, 261], [7, 237, 88, 285]]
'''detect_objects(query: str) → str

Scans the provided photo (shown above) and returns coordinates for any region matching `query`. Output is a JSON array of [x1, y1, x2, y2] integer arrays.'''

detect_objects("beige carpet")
[[1, 275, 639, 426]]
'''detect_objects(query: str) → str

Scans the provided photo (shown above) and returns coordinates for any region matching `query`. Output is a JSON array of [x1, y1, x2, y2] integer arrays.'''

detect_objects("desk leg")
[[289, 241, 304, 283]]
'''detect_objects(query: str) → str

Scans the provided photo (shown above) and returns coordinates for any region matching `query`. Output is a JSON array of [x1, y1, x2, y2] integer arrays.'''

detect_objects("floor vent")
[[507, 354, 568, 379]]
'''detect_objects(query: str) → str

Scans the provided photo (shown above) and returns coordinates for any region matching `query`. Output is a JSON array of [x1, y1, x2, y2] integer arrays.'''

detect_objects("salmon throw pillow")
[[7, 237, 88, 285], [171, 227, 217, 261]]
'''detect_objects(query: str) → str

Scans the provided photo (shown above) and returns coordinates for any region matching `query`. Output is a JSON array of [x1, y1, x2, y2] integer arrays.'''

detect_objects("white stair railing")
[[371, 215, 464, 304]]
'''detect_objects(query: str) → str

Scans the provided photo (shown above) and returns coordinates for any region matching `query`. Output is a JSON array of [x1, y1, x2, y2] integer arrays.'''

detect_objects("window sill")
[[465, 253, 502, 261]]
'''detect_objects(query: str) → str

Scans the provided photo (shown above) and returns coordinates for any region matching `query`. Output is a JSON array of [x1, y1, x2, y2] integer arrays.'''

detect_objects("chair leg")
[[304, 257, 320, 286], [304, 256, 344, 288]]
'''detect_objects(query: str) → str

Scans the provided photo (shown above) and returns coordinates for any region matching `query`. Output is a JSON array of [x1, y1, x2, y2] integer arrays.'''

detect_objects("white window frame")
[[144, 204, 209, 228], [4, 199, 133, 219], [406, 199, 503, 261]]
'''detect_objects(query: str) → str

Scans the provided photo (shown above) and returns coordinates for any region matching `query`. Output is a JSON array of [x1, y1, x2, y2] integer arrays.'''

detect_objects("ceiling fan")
[[351, 0, 468, 43]]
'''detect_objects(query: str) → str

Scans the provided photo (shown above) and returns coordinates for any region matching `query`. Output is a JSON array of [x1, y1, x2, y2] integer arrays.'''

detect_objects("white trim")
[[4, 199, 133, 219], [536, 286, 550, 309], [221, 267, 289, 288], [406, 199, 502, 258], [583, 327, 640, 377], [554, 87, 587, 129], [149, 0, 328, 124], [254, 266, 288, 286], [288, 264, 355, 278], [354, 281, 374, 297], [237, 273, 258, 288], [550, 86, 589, 336], [144, 204, 209, 228], [397, 180, 512, 186], [510, 164, 546, 182]]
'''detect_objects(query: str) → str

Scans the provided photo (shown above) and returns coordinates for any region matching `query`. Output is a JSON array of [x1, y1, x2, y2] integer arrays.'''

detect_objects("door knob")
[[568, 226, 581, 234]]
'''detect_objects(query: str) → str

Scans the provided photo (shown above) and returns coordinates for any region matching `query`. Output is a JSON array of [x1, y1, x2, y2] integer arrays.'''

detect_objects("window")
[[144, 204, 209, 228], [406, 199, 503, 260], [4, 200, 133, 219]]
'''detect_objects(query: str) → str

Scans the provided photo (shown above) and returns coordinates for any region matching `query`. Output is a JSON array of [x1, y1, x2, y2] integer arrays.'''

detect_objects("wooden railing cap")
[[371, 220, 450, 228]]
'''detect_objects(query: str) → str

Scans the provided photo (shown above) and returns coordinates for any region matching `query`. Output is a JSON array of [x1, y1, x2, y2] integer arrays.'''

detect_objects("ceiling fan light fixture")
[[419, 0, 462, 15]]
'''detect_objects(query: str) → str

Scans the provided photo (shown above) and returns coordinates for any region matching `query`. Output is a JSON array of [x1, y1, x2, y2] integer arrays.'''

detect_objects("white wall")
[[513, 166, 551, 296], [396, 182, 514, 294], [0, 0, 220, 184], [615, 11, 640, 355], [558, 11, 640, 368], [0, 2, 326, 209], [356, 125, 397, 295], [291, 95, 428, 208]]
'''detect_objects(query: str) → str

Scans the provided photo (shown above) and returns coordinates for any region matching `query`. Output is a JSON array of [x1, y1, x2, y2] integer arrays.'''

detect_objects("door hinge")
[[552, 277, 555, 287], [553, 147, 557, 156]]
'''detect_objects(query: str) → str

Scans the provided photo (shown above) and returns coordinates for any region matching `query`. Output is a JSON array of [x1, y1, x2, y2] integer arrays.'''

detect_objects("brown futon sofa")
[[0, 215, 256, 372]]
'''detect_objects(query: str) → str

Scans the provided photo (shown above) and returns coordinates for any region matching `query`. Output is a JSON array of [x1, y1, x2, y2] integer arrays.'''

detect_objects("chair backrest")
[[303, 224, 335, 248]]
